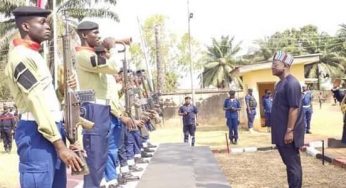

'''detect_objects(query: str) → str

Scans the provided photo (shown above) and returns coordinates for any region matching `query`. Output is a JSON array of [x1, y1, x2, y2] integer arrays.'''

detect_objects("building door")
[[257, 82, 275, 125]]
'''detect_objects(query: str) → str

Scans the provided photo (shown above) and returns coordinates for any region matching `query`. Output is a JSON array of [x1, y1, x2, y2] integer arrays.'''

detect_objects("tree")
[[249, 25, 346, 79], [176, 33, 203, 72], [201, 35, 243, 88], [141, 14, 179, 92]]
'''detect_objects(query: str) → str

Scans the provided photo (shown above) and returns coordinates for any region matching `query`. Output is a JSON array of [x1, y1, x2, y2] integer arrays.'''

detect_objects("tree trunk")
[[155, 25, 164, 93]]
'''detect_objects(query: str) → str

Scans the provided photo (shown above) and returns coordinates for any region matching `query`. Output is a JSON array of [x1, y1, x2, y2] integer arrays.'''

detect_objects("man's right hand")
[[120, 116, 136, 129], [53, 140, 83, 172]]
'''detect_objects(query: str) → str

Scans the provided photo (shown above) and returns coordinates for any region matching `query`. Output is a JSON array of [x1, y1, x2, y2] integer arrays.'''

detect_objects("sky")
[[96, 0, 346, 54]]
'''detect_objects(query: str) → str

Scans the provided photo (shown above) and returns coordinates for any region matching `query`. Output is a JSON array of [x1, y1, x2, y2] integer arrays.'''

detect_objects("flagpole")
[[53, 0, 58, 88]]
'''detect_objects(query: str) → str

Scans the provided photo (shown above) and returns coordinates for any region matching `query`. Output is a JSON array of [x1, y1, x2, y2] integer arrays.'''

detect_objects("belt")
[[303, 105, 311, 108], [93, 99, 110, 105], [20, 111, 63, 122]]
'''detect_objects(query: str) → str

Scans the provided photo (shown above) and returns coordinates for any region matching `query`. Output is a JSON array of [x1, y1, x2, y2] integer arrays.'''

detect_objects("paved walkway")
[[137, 143, 230, 188]]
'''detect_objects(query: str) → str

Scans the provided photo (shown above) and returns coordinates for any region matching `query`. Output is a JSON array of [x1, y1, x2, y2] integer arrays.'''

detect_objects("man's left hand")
[[67, 73, 77, 90], [284, 131, 294, 144]]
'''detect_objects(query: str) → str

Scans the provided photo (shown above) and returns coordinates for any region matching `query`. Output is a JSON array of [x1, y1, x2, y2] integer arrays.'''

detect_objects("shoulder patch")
[[14, 62, 38, 90], [97, 55, 106, 65], [90, 56, 97, 67], [14, 62, 26, 80]]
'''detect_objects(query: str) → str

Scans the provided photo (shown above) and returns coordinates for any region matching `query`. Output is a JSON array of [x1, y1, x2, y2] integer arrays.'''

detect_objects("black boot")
[[122, 172, 140, 182], [143, 147, 155, 153], [147, 142, 157, 148], [141, 151, 153, 158], [135, 157, 149, 164], [129, 165, 143, 172]]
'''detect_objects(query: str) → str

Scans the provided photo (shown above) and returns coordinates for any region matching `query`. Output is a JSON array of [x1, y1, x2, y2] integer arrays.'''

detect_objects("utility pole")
[[187, 0, 195, 104], [136, 17, 154, 92], [155, 25, 163, 94]]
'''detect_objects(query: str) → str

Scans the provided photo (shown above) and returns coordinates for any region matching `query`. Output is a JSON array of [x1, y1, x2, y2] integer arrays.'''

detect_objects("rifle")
[[62, 34, 94, 176]]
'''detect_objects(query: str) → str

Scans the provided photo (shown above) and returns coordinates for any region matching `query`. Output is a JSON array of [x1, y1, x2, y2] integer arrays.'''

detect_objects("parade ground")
[[0, 102, 346, 188]]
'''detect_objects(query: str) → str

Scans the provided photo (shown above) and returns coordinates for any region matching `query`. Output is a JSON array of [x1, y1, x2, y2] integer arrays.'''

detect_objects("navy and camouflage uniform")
[[245, 89, 257, 130], [262, 91, 273, 128], [0, 109, 16, 152], [302, 88, 313, 133]]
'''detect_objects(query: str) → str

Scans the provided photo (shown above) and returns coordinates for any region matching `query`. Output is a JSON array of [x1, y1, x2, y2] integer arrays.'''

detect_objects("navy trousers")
[[247, 109, 256, 129], [303, 108, 312, 132], [126, 130, 142, 160], [104, 115, 122, 181], [226, 117, 239, 140], [183, 124, 196, 145], [118, 124, 128, 167], [82, 103, 111, 188], [0, 126, 13, 151], [277, 143, 302, 188], [15, 120, 66, 188], [264, 112, 271, 127]]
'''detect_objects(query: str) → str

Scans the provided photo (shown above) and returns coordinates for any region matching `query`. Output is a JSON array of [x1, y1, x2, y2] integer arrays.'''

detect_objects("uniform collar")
[[75, 46, 95, 52], [13, 38, 41, 51]]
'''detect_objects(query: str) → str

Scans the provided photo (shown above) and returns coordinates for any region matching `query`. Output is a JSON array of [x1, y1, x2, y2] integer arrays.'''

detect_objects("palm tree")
[[201, 35, 243, 89]]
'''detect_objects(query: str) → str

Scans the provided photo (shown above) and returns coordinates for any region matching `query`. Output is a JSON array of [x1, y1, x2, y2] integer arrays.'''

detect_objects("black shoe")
[[191, 143, 195, 147], [234, 139, 238, 145], [109, 185, 123, 188], [306, 130, 312, 134], [117, 176, 127, 185], [122, 172, 140, 182], [143, 148, 155, 153], [147, 142, 157, 148], [141, 151, 153, 158], [135, 157, 149, 164], [129, 165, 143, 172]]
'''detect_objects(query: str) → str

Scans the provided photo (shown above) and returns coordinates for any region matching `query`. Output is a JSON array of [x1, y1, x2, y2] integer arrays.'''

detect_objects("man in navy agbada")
[[178, 96, 198, 146], [271, 51, 305, 188]]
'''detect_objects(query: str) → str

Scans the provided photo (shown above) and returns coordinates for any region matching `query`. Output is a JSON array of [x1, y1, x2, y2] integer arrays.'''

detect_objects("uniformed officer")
[[245, 88, 257, 132], [331, 82, 346, 144], [262, 89, 273, 132], [271, 51, 305, 188], [0, 105, 16, 153], [5, 6, 82, 188], [223, 90, 241, 144], [302, 85, 313, 134], [178, 96, 198, 146], [75, 22, 117, 188]]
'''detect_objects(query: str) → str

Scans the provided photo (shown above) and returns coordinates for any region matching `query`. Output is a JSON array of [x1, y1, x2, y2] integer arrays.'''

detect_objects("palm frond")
[[65, 8, 119, 22], [0, 0, 27, 17], [0, 29, 17, 51], [0, 19, 16, 36], [95, 0, 117, 5]]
